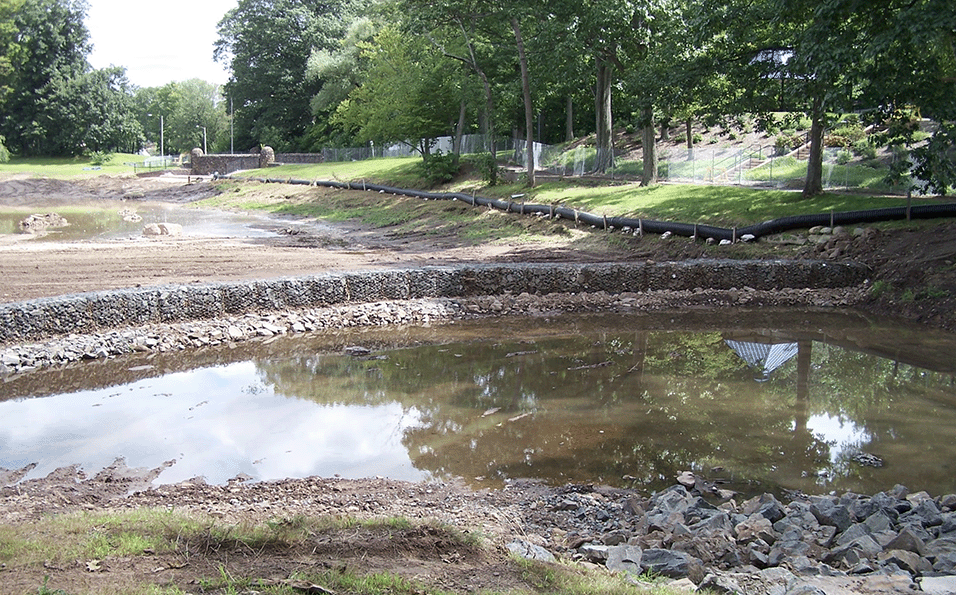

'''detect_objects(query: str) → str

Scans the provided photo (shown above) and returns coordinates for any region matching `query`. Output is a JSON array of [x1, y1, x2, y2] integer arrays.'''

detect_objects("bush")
[[831, 123, 866, 144], [835, 149, 852, 165], [775, 134, 803, 156], [419, 150, 459, 185], [88, 151, 114, 166], [692, 132, 703, 145], [464, 152, 501, 186], [0, 135, 9, 163], [852, 139, 878, 160]]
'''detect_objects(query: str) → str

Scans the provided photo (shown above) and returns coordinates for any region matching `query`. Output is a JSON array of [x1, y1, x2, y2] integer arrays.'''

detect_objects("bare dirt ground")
[[1, 173, 954, 594]]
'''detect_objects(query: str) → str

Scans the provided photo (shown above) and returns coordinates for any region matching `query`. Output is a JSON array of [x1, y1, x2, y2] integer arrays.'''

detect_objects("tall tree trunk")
[[478, 69, 496, 162], [453, 99, 466, 155], [641, 106, 658, 186], [512, 18, 535, 187], [803, 95, 825, 197], [594, 54, 614, 172], [566, 96, 574, 142]]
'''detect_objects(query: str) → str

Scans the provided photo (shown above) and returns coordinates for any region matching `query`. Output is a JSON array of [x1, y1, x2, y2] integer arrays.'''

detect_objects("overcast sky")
[[85, 0, 238, 89]]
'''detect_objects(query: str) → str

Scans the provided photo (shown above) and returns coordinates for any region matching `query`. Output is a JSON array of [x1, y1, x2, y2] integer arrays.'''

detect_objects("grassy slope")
[[232, 159, 940, 229]]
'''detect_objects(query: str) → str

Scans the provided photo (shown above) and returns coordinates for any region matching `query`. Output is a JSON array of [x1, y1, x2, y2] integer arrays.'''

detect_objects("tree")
[[511, 16, 535, 186], [562, 0, 659, 173], [37, 66, 143, 155], [333, 25, 460, 158], [305, 16, 378, 148], [0, 0, 25, 105], [215, 0, 363, 151], [0, 0, 91, 155], [401, 0, 516, 182], [848, 0, 956, 194]]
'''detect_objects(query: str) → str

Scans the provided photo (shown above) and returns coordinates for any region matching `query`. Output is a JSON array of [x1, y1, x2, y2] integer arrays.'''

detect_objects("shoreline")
[[3, 457, 955, 594]]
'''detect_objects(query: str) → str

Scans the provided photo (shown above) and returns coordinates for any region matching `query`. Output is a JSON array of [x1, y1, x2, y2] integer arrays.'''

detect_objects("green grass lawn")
[[234, 157, 424, 188], [0, 154, 150, 177], [242, 160, 938, 228]]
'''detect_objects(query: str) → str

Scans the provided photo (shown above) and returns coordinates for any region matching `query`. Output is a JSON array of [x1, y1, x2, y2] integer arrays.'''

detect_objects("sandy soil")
[[0, 174, 532, 303]]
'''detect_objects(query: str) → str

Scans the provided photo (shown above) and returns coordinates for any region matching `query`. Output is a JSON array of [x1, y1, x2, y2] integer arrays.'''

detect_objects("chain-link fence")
[[319, 134, 905, 194]]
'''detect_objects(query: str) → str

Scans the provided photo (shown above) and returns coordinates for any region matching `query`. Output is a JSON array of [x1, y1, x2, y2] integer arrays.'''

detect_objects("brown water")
[[1, 309, 954, 497]]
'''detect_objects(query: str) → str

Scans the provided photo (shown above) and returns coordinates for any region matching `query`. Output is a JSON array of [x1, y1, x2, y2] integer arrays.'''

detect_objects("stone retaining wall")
[[0, 261, 867, 345]]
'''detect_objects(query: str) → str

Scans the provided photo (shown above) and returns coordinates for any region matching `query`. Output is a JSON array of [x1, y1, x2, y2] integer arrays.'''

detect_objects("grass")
[[6, 509, 697, 595], [744, 156, 900, 191], [233, 156, 424, 188], [0, 154, 148, 178], [231, 159, 941, 230]]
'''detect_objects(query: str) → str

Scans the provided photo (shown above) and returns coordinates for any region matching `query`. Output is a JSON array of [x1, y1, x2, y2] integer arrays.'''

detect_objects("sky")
[[85, 0, 238, 89]]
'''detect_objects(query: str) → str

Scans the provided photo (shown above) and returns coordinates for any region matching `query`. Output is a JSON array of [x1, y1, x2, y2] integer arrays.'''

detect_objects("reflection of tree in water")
[[253, 328, 956, 495]]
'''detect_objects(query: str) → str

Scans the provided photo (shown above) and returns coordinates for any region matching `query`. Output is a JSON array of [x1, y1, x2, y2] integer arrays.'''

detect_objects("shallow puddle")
[[0, 203, 278, 241], [1, 310, 955, 497]]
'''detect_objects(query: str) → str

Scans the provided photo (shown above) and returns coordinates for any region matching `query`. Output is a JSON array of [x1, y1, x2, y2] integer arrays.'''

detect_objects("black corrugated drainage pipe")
[[218, 174, 956, 242]]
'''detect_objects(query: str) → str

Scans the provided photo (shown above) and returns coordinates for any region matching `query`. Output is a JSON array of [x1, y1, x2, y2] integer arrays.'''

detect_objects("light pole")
[[196, 125, 207, 154]]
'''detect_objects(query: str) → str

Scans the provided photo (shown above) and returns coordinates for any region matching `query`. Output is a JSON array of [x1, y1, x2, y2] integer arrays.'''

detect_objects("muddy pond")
[[1, 310, 955, 498], [0, 203, 280, 241]]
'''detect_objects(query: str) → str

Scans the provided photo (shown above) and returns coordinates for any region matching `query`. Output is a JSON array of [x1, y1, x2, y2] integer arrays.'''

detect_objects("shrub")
[[692, 132, 703, 145], [464, 152, 501, 186], [870, 280, 891, 298], [88, 151, 113, 166], [831, 123, 866, 144], [852, 139, 878, 160], [775, 134, 803, 156], [835, 149, 852, 165], [419, 150, 459, 185], [825, 135, 851, 148]]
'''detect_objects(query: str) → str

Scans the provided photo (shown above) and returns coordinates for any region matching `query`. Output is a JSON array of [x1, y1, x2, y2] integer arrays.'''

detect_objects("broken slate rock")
[[507, 539, 555, 563]]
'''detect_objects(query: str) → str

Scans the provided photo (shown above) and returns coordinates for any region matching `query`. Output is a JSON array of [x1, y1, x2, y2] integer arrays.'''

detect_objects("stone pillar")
[[259, 146, 275, 169]]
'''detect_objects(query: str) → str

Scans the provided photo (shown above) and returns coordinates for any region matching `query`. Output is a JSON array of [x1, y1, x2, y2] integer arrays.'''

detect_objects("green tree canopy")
[[215, 0, 366, 152], [332, 25, 460, 157], [0, 0, 145, 157]]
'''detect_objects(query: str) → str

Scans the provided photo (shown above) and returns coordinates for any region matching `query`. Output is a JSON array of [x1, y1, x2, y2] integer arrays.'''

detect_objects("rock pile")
[[18, 212, 68, 232], [512, 481, 956, 593], [142, 222, 182, 236], [807, 225, 880, 260]]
